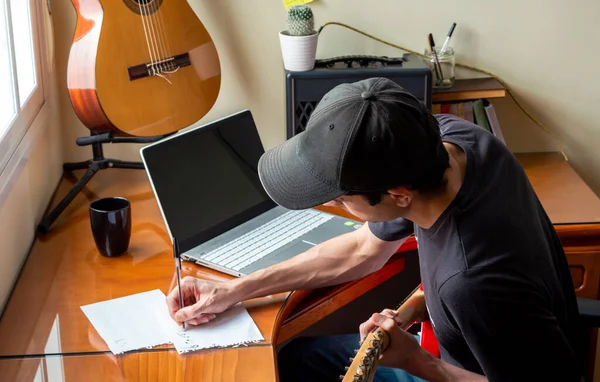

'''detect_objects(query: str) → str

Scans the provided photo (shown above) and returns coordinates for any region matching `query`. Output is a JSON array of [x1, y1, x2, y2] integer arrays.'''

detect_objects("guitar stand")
[[37, 131, 173, 234]]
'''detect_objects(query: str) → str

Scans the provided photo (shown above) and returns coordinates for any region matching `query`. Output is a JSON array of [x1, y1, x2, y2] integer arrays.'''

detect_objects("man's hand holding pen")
[[166, 277, 235, 327]]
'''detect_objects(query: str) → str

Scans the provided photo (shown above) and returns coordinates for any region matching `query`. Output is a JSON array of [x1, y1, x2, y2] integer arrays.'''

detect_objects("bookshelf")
[[430, 77, 506, 144], [432, 78, 505, 103]]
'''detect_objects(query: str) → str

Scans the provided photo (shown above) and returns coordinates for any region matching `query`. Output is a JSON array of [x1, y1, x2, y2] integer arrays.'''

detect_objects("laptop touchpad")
[[241, 240, 315, 274]]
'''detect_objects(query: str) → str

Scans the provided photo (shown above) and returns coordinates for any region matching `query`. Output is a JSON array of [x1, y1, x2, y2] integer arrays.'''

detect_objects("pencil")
[[173, 238, 186, 331], [428, 33, 444, 86]]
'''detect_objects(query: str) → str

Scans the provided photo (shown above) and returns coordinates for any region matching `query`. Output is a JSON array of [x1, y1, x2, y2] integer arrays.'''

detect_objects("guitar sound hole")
[[122, 0, 164, 15]]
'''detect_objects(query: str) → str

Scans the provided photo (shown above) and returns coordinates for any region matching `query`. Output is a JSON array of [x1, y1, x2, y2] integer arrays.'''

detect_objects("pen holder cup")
[[424, 47, 455, 89]]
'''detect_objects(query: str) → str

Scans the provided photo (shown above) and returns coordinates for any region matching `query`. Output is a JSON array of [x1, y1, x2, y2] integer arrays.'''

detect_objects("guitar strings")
[[155, 72, 173, 84], [155, 1, 175, 73], [143, 1, 162, 75], [151, 0, 178, 85], [142, 1, 158, 74], [155, 2, 176, 72], [148, 0, 169, 73], [138, 0, 155, 73]]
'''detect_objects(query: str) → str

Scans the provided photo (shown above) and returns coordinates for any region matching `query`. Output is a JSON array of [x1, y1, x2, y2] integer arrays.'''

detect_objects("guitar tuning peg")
[[349, 357, 354, 362], [354, 349, 358, 354], [339, 375, 344, 380], [345, 366, 349, 371]]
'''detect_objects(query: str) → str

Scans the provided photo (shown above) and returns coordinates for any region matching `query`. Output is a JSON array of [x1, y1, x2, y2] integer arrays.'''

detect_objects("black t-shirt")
[[369, 114, 583, 381]]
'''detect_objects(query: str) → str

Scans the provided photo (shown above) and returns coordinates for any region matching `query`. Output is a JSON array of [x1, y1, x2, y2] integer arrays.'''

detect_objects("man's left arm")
[[439, 271, 583, 382], [370, 312, 487, 382]]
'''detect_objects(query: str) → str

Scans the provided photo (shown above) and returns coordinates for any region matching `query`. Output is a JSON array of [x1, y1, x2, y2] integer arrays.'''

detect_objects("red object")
[[395, 240, 440, 357], [418, 283, 441, 358]]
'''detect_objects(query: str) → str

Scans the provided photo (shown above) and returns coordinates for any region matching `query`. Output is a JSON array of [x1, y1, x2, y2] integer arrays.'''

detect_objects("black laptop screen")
[[142, 110, 276, 252]]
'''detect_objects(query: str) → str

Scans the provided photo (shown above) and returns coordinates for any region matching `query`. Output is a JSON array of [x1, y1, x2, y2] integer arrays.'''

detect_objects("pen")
[[173, 237, 185, 330], [428, 33, 444, 86], [439, 22, 457, 55]]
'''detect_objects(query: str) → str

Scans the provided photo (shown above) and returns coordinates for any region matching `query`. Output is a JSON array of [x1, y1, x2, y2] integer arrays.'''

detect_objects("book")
[[472, 99, 491, 132], [483, 100, 506, 145], [462, 101, 474, 123], [449, 103, 458, 116]]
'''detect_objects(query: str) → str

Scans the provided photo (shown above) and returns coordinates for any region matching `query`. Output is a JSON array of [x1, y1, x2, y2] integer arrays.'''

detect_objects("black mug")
[[89, 197, 131, 257]]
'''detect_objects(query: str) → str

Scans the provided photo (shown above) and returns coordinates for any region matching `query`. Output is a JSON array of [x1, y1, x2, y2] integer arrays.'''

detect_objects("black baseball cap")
[[258, 77, 439, 210]]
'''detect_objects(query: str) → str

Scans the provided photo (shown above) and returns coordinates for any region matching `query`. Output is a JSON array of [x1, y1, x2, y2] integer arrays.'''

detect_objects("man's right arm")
[[168, 223, 410, 324], [229, 223, 408, 301]]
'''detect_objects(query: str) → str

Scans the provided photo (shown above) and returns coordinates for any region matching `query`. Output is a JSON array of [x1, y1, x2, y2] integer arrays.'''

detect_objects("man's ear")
[[387, 186, 412, 208]]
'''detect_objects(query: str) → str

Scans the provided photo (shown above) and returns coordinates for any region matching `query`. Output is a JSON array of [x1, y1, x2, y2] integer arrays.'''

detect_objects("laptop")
[[140, 109, 361, 277]]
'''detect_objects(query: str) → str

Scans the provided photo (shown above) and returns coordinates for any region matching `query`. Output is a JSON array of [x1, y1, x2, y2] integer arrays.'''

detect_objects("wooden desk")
[[0, 347, 276, 381], [517, 152, 600, 224], [0, 168, 286, 381], [0, 152, 599, 381]]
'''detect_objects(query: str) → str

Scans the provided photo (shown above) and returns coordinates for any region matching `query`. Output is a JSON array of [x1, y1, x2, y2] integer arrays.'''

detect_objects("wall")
[[52, 0, 598, 192], [0, 5, 63, 310], [0, 106, 63, 310]]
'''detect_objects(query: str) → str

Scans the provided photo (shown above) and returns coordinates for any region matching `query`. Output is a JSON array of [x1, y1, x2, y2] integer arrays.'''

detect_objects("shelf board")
[[432, 77, 506, 103]]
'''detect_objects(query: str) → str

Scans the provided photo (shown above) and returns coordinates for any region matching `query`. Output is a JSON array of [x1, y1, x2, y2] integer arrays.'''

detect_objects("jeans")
[[277, 333, 428, 382]]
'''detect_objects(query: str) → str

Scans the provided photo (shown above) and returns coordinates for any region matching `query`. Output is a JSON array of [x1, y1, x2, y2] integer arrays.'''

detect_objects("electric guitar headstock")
[[341, 327, 390, 382], [340, 285, 424, 382]]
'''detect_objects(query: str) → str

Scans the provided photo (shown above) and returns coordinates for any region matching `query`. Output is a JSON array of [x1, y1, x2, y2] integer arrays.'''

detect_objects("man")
[[166, 78, 583, 381]]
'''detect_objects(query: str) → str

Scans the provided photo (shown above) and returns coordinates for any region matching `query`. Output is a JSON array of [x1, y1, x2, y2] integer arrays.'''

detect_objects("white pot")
[[279, 30, 318, 71]]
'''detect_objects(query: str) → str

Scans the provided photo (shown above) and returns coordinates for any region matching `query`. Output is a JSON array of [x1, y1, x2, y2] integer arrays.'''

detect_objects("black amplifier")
[[285, 53, 432, 138]]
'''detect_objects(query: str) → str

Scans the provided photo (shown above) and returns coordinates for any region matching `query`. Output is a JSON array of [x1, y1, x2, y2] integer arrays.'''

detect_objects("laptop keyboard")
[[199, 210, 334, 271]]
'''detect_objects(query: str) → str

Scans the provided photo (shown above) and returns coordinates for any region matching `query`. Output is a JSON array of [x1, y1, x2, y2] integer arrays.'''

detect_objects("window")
[[0, 0, 45, 175]]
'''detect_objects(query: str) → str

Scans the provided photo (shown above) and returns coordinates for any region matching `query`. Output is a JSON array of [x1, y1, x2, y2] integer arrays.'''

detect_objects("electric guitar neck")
[[341, 285, 425, 382]]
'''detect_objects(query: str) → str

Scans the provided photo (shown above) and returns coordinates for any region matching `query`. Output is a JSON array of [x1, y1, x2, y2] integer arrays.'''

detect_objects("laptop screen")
[[142, 110, 276, 252]]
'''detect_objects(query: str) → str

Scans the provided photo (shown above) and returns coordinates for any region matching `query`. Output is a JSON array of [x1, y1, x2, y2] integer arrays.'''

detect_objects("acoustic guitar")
[[68, 0, 221, 137], [342, 286, 425, 382]]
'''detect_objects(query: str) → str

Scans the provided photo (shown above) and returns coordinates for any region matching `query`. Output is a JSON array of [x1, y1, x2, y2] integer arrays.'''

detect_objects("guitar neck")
[[393, 284, 425, 330], [341, 285, 424, 382]]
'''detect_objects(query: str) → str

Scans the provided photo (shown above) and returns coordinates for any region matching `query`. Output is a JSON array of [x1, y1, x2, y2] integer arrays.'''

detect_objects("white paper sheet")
[[155, 301, 265, 354], [80, 289, 172, 354], [81, 289, 265, 355]]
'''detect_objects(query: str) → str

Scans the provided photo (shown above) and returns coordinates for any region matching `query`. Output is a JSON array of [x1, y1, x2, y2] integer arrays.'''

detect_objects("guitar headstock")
[[340, 285, 423, 381], [340, 328, 390, 382]]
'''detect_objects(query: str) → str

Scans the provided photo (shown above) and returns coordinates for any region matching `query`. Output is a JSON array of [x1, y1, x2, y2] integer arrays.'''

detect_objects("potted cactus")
[[279, 4, 318, 71]]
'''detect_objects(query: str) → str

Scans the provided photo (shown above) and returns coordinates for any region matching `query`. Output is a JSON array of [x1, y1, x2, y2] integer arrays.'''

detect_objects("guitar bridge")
[[127, 53, 191, 81]]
